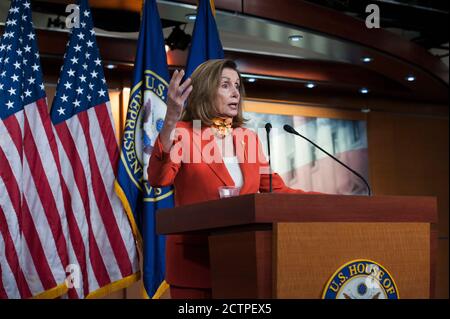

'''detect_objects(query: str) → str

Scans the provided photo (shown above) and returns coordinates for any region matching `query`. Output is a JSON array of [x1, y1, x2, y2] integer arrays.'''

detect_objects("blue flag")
[[115, 0, 173, 299], [185, 0, 224, 78]]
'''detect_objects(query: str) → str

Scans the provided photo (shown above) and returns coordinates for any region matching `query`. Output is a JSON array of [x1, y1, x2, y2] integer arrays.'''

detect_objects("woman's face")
[[215, 68, 241, 118]]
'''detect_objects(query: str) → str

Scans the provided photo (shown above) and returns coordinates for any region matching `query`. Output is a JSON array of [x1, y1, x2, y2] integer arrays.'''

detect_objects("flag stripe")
[[46, 0, 139, 297], [0, 235, 10, 299], [53, 123, 91, 220], [0, 115, 24, 297], [1, 115, 23, 162], [89, 107, 138, 280], [33, 99, 89, 296], [19, 229, 46, 296], [0, 114, 23, 203], [0, 208, 19, 299], [94, 103, 119, 173], [32, 99, 89, 297], [0, 204, 31, 298], [0, 135, 22, 234], [21, 154, 66, 292], [54, 121, 112, 288], [59, 181, 90, 297], [78, 110, 133, 277], [0, 0, 92, 298], [53, 135, 94, 298], [23, 105, 69, 276], [20, 198, 58, 290], [0, 146, 23, 266], [56, 155, 91, 297], [0, 113, 58, 299]]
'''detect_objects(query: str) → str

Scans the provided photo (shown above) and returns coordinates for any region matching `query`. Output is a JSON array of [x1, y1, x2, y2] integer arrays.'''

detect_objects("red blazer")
[[148, 121, 317, 288]]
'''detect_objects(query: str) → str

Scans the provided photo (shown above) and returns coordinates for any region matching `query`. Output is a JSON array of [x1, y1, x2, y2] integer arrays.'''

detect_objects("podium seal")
[[322, 259, 399, 299]]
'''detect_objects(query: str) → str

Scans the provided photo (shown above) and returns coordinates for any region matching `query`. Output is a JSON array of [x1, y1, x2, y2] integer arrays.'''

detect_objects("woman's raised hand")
[[159, 70, 192, 153], [165, 69, 193, 123]]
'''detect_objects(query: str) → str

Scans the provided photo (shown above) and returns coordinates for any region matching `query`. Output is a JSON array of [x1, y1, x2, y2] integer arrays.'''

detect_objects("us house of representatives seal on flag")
[[124, 71, 168, 188], [322, 259, 399, 299], [116, 0, 174, 298]]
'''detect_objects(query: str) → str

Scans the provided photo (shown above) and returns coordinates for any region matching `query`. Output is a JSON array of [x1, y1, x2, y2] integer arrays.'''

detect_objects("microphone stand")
[[265, 123, 273, 193]]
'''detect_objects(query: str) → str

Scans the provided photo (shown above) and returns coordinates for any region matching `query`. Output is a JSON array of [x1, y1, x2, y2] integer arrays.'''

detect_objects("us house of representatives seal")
[[121, 70, 172, 200], [322, 259, 399, 299]]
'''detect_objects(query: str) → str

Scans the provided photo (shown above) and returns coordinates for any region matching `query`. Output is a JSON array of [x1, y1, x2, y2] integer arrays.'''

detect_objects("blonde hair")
[[181, 59, 246, 127]]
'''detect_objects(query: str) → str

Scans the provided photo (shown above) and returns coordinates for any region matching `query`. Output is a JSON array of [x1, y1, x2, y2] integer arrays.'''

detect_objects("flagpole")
[[210, 0, 216, 16]]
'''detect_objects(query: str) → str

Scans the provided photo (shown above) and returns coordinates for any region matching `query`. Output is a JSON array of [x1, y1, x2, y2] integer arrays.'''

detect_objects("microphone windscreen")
[[283, 124, 296, 134]]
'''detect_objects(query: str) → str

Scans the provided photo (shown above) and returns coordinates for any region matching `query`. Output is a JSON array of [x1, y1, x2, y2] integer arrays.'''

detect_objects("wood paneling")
[[274, 222, 430, 298], [209, 230, 272, 298], [437, 239, 449, 298], [367, 111, 449, 298], [367, 113, 449, 236], [156, 194, 437, 235]]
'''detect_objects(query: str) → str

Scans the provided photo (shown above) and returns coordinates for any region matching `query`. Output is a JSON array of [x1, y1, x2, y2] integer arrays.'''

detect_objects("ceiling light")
[[361, 57, 373, 63], [361, 108, 371, 113], [106, 64, 116, 69], [247, 78, 256, 83], [185, 14, 196, 21], [305, 82, 315, 89], [405, 75, 416, 82], [359, 87, 369, 94], [288, 35, 303, 42]]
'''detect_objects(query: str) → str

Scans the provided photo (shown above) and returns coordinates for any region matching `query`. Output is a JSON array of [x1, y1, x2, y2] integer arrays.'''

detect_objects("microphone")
[[265, 123, 273, 193], [283, 124, 372, 196]]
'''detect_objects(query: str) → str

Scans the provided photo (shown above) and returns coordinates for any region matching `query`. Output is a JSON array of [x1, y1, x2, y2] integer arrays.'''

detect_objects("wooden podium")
[[156, 194, 437, 299]]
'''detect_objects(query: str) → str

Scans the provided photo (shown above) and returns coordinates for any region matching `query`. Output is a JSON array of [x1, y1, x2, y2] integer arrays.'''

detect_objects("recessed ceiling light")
[[305, 82, 315, 88], [361, 57, 373, 63], [361, 108, 371, 113], [405, 75, 416, 82], [106, 64, 116, 69], [185, 14, 196, 21], [359, 87, 369, 94], [247, 78, 256, 83], [289, 35, 303, 42]]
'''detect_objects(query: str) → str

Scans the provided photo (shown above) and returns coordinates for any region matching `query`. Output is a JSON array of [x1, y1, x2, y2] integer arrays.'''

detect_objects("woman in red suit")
[[148, 59, 317, 298]]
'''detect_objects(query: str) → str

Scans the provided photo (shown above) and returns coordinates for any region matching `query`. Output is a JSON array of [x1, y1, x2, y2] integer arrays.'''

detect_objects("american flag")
[[49, 0, 139, 298], [1, 0, 70, 298]]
